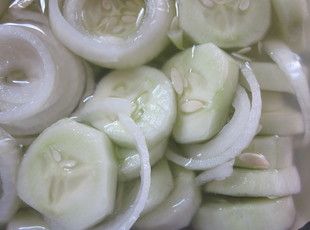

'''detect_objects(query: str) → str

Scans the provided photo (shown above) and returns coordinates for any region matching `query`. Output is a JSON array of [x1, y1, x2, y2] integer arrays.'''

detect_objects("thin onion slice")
[[264, 39, 310, 145], [167, 63, 262, 170], [48, 0, 173, 69], [195, 160, 234, 186], [89, 98, 151, 230], [183, 86, 251, 160], [0, 129, 21, 224]]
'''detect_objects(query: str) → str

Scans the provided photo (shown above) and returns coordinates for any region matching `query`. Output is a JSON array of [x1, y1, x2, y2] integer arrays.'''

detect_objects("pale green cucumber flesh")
[[260, 109, 304, 136], [178, 0, 271, 48], [235, 135, 293, 169], [204, 167, 300, 197], [115, 159, 174, 216], [134, 165, 201, 230], [193, 195, 296, 230], [81, 66, 176, 148], [162, 43, 239, 144], [271, 0, 308, 51], [243, 62, 293, 93], [17, 119, 118, 230], [117, 139, 168, 181]]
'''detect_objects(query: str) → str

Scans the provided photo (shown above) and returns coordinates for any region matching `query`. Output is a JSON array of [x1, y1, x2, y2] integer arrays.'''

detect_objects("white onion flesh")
[[48, 0, 174, 69], [195, 160, 234, 186], [0, 18, 85, 136], [90, 98, 151, 230], [0, 128, 21, 225], [167, 63, 262, 170], [264, 39, 310, 145]]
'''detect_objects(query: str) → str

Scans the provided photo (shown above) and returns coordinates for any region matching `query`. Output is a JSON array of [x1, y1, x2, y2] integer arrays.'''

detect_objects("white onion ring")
[[48, 0, 173, 68], [0, 128, 21, 225], [0, 20, 85, 136], [87, 98, 151, 230], [264, 39, 310, 145], [167, 63, 262, 170]]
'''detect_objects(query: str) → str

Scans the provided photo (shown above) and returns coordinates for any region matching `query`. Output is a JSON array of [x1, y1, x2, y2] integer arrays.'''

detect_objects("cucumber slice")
[[260, 108, 304, 136], [0, 129, 21, 225], [49, 0, 174, 69], [271, 0, 309, 51], [261, 91, 294, 112], [118, 139, 168, 181], [134, 165, 201, 230], [204, 167, 300, 197], [192, 195, 296, 230], [177, 0, 271, 48], [245, 62, 293, 93], [17, 119, 118, 230], [80, 66, 176, 148], [7, 208, 48, 230], [235, 136, 293, 169], [116, 159, 173, 216], [162, 43, 239, 144]]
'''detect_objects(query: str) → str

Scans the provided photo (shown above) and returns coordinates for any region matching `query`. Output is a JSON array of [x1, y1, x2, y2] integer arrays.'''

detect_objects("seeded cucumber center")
[[82, 0, 145, 38]]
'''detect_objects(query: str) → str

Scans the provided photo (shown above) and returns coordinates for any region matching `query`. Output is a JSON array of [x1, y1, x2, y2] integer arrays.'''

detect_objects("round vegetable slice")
[[260, 108, 304, 136], [0, 22, 85, 136], [17, 119, 118, 230], [245, 62, 293, 93], [80, 66, 176, 148], [235, 136, 293, 169], [193, 195, 296, 230], [49, 0, 174, 69], [134, 165, 201, 230], [0, 128, 21, 225], [204, 166, 301, 197], [116, 159, 173, 216], [177, 0, 271, 48], [118, 139, 168, 181], [162, 43, 239, 144]]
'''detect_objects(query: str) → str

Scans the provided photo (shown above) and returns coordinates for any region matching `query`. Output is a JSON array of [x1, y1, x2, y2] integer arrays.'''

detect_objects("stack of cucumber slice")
[[193, 67, 303, 230]]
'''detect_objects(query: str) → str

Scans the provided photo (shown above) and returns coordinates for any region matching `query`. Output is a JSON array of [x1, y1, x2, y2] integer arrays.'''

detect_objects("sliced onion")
[[195, 160, 234, 186], [4, 7, 49, 26], [89, 98, 151, 230], [49, 0, 173, 69], [167, 63, 262, 170], [0, 128, 21, 224], [264, 39, 310, 145], [0, 18, 85, 136], [183, 86, 250, 160]]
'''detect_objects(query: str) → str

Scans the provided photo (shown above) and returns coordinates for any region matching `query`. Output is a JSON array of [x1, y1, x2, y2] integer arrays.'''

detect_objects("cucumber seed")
[[239, 0, 250, 11], [200, 0, 215, 8], [181, 100, 205, 113], [237, 152, 271, 169], [171, 68, 184, 95]]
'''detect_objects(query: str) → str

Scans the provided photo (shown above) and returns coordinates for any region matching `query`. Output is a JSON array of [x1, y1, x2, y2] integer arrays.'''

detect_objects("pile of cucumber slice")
[[0, 0, 310, 229]]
